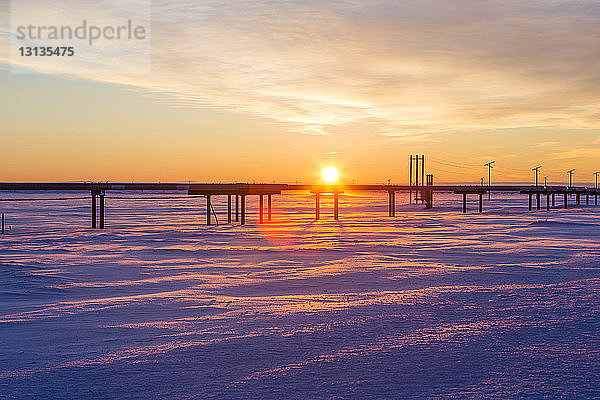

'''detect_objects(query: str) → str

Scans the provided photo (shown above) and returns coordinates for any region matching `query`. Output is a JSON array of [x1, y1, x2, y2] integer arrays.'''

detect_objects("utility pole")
[[594, 172, 599, 189], [484, 161, 495, 200], [567, 169, 575, 187], [532, 166, 542, 186]]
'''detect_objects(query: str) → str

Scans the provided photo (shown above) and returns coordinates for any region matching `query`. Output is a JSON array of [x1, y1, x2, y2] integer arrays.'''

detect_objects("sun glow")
[[321, 167, 340, 183]]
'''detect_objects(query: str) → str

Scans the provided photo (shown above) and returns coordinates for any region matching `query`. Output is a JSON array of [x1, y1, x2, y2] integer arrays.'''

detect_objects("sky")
[[1, 0, 599, 184]]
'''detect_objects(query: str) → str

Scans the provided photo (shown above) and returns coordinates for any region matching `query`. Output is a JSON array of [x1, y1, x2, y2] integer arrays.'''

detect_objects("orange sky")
[[1, 1, 599, 185]]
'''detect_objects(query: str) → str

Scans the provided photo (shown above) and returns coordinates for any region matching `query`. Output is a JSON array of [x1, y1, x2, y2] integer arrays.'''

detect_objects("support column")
[[479, 193, 483, 213], [235, 195, 239, 222], [334, 193, 339, 220], [315, 193, 320, 220], [564, 193, 568, 209], [388, 191, 393, 217], [586, 195, 589, 205], [462, 193, 467, 214], [227, 195, 232, 224], [392, 191, 396, 216], [596, 194, 598, 206], [259, 195, 264, 223], [268, 195, 272, 221], [99, 193, 105, 229], [546, 194, 550, 212], [91, 192, 97, 229], [206, 195, 212, 226], [240, 195, 246, 225], [552, 194, 555, 207], [576, 194, 580, 205], [528, 194, 532, 211], [536, 194, 541, 210]]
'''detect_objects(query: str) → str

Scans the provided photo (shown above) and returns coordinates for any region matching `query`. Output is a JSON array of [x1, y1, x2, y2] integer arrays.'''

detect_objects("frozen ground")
[[1, 191, 600, 399]]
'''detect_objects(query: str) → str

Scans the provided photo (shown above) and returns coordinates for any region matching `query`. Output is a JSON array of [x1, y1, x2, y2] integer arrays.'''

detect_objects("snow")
[[1, 191, 600, 399]]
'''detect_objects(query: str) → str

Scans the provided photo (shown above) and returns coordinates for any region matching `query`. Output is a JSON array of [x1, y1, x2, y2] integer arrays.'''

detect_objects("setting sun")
[[321, 167, 340, 183]]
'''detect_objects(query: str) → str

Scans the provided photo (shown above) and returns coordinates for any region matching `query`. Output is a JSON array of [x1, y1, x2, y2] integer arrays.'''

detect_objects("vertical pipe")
[[546, 194, 550, 211], [421, 155, 425, 190], [315, 193, 320, 220], [1, 213, 4, 234], [415, 156, 419, 187], [552, 194, 555, 207], [536, 193, 541, 210], [259, 195, 264, 223], [227, 195, 232, 224], [334, 193, 339, 220], [268, 195, 272, 221], [564, 193, 568, 209], [235, 195, 239, 222], [462, 194, 467, 214], [241, 195, 246, 225], [91, 192, 97, 229], [392, 191, 396, 216], [388, 191, 392, 217], [99, 193, 105, 229], [528, 194, 532, 211], [479, 193, 483, 213], [206, 195, 211, 226], [409, 155, 413, 204]]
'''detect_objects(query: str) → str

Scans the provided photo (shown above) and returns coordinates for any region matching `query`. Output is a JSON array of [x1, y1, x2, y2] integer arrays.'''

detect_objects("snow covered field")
[[1, 191, 600, 399]]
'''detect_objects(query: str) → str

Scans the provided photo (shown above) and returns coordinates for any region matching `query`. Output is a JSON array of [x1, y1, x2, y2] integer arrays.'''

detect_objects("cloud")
[[3, 0, 600, 136]]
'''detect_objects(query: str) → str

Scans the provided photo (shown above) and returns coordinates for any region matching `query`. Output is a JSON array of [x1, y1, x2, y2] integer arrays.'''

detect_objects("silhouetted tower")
[[532, 166, 542, 186], [594, 172, 600, 189], [409, 154, 425, 204], [567, 169, 575, 187], [484, 161, 495, 200]]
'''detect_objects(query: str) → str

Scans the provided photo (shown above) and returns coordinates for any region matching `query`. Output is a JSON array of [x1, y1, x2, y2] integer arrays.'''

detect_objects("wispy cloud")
[[3, 0, 600, 136]]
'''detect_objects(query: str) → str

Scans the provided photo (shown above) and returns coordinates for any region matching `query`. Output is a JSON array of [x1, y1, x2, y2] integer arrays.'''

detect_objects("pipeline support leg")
[[564, 194, 568, 209], [91, 192, 97, 229], [241, 195, 246, 225], [268, 195, 272, 221], [479, 193, 483, 213], [462, 194, 467, 214], [235, 195, 239, 222], [99, 193, 105, 229], [227, 195, 232, 224], [334, 193, 339, 220], [536, 194, 541, 210], [315, 193, 320, 220], [546, 194, 550, 212], [528, 194, 532, 211], [206, 195, 212, 226], [259, 195, 264, 223]]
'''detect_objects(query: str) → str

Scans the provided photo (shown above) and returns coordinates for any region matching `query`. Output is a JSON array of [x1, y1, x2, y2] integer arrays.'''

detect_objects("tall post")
[[552, 194, 555, 207], [532, 166, 542, 186], [564, 193, 568, 209], [240, 195, 246, 225], [595, 172, 600, 190], [415, 156, 419, 187], [484, 161, 495, 201], [586, 195, 589, 205], [462, 193, 467, 214], [315, 193, 320, 220], [259, 195, 264, 224], [1, 213, 4, 234], [99, 193, 105, 229], [235, 195, 239, 222], [409, 155, 413, 204], [421, 155, 425, 191], [576, 194, 580, 206], [546, 194, 550, 211], [567, 169, 575, 187], [536, 193, 541, 210], [392, 191, 396, 216], [478, 193, 483, 213], [227, 195, 232, 224], [206, 195, 212, 226], [528, 194, 532, 211], [91, 191, 97, 229], [268, 195, 272, 221], [388, 191, 393, 217], [334, 193, 339, 220]]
